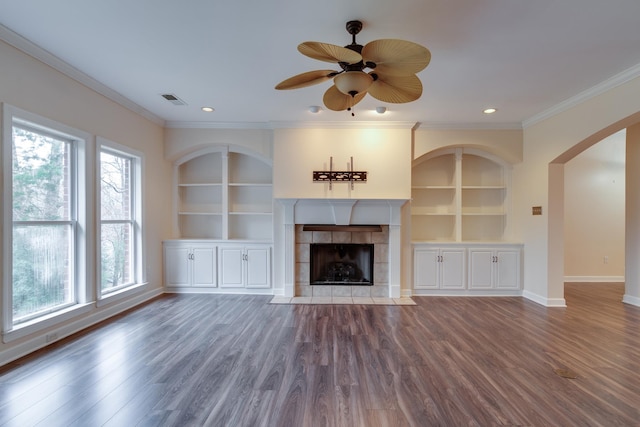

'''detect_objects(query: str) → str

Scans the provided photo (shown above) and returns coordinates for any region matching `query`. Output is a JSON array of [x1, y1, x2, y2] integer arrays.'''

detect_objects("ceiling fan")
[[275, 20, 431, 115]]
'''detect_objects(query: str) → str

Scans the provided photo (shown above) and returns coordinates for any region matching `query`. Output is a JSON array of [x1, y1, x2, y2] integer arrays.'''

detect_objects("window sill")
[[2, 283, 150, 344], [2, 302, 94, 343]]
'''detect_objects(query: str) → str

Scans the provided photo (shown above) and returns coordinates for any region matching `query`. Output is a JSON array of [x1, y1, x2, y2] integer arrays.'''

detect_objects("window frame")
[[2, 104, 92, 340], [97, 138, 145, 301]]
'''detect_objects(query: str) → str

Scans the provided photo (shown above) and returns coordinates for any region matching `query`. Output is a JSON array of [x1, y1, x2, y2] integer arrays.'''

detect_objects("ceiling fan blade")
[[298, 42, 362, 64], [362, 39, 431, 76], [323, 85, 367, 111], [368, 73, 423, 103], [275, 70, 338, 90]]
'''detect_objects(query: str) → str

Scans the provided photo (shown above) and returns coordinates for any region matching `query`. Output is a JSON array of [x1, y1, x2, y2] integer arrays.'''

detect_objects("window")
[[4, 110, 88, 327], [2, 106, 145, 339], [99, 141, 143, 296]]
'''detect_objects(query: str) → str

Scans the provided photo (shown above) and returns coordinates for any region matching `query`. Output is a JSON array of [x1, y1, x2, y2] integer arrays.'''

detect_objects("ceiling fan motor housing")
[[341, 20, 376, 72]]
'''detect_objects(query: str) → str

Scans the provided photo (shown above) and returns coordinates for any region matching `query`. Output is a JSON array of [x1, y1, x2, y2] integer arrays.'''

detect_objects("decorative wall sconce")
[[313, 156, 367, 189]]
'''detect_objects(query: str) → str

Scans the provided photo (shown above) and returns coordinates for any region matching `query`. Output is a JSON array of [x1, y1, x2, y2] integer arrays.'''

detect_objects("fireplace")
[[278, 198, 407, 298], [293, 224, 389, 297], [310, 243, 374, 286]]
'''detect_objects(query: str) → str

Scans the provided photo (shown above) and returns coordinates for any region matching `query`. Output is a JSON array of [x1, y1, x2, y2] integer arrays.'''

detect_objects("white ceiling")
[[1, 0, 640, 128]]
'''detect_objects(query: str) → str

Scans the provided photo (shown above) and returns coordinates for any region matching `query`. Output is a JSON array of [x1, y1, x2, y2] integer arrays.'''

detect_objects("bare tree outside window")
[[12, 126, 74, 321], [100, 151, 133, 293]]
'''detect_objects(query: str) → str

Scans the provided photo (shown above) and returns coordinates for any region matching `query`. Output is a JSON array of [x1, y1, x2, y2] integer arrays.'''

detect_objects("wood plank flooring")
[[1, 283, 639, 426]]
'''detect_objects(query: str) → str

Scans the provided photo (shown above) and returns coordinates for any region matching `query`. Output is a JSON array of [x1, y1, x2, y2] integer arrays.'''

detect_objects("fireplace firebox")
[[310, 243, 374, 286]]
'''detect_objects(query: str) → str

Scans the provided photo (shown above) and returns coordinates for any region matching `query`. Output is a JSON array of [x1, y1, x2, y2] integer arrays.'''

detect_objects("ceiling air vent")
[[161, 93, 187, 106]]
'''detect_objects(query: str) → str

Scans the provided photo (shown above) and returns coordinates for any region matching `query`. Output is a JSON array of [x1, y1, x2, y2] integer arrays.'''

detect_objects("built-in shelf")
[[411, 147, 511, 242], [174, 147, 273, 240], [412, 185, 457, 190], [178, 212, 223, 216]]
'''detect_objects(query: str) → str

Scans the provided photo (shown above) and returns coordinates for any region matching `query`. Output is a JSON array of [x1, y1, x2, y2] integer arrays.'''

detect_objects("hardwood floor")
[[1, 283, 639, 426]]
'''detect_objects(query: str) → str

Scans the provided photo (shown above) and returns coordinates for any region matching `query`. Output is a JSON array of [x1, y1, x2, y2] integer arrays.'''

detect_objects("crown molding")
[[164, 121, 272, 129], [165, 120, 420, 130], [523, 62, 640, 129], [269, 121, 418, 130], [0, 24, 165, 127], [416, 121, 523, 130]]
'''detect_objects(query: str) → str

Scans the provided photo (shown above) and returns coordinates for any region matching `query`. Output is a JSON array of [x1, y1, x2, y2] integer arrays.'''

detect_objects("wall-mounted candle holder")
[[312, 156, 367, 189]]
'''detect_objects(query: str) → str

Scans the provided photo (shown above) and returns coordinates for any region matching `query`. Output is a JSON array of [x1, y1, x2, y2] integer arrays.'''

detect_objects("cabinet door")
[[414, 249, 439, 289], [468, 249, 495, 289], [164, 246, 191, 287], [245, 247, 271, 288], [440, 249, 465, 289], [495, 249, 520, 289], [219, 247, 245, 287], [192, 247, 217, 287]]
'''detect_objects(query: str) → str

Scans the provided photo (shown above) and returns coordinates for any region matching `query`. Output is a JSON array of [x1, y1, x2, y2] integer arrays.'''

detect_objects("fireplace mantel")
[[277, 198, 408, 226]]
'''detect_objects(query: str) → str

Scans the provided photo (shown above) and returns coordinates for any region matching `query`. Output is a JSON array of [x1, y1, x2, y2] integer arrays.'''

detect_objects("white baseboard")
[[622, 294, 640, 307], [522, 290, 567, 307], [564, 276, 624, 283]]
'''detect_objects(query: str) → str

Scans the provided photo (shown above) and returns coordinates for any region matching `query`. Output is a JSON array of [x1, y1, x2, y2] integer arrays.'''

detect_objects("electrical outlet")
[[604, 256, 609, 264], [532, 206, 542, 215], [45, 332, 58, 343]]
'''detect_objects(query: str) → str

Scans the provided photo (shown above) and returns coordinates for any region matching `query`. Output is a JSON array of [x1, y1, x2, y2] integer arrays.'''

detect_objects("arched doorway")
[[548, 112, 640, 305]]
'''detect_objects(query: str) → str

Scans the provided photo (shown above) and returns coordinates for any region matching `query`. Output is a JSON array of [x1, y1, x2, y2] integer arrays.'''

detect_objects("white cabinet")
[[164, 242, 217, 288], [413, 243, 521, 293], [414, 246, 465, 289], [219, 245, 271, 289], [468, 246, 521, 290], [169, 147, 273, 295]]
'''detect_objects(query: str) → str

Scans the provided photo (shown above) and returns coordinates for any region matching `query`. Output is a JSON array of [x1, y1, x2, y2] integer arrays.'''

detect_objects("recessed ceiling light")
[[483, 108, 497, 114], [201, 107, 214, 112], [375, 106, 387, 114], [309, 106, 321, 113]]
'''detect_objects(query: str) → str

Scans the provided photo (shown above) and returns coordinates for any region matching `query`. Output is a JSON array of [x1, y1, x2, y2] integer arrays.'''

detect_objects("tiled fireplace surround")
[[295, 225, 390, 298], [279, 199, 406, 299]]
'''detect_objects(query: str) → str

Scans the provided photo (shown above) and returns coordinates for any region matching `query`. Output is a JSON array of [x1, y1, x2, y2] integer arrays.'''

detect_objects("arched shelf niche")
[[411, 146, 512, 242], [173, 144, 273, 240]]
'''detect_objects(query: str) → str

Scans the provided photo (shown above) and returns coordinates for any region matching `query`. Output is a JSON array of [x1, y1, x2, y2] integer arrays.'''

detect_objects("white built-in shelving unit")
[[411, 147, 521, 294], [175, 147, 273, 241], [411, 147, 510, 242], [165, 146, 273, 293]]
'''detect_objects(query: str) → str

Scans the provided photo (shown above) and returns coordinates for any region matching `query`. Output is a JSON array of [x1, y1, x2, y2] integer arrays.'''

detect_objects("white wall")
[[564, 130, 625, 281], [273, 127, 412, 200], [518, 74, 640, 306], [164, 127, 273, 162], [0, 39, 171, 365], [624, 123, 640, 306], [414, 128, 523, 165]]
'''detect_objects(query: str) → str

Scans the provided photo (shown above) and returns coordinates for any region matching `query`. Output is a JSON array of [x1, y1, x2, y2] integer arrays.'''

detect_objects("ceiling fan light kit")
[[275, 20, 430, 115], [334, 71, 374, 97]]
